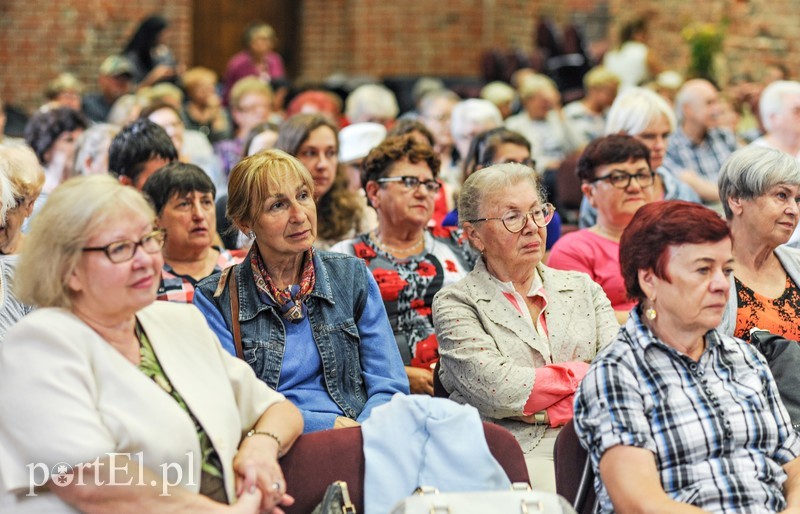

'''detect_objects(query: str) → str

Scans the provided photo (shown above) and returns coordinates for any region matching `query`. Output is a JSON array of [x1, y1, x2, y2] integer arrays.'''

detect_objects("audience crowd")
[[3, 12, 800, 514]]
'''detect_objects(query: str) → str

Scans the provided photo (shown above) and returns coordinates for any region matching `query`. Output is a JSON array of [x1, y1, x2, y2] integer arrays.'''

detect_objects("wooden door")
[[192, 0, 299, 78]]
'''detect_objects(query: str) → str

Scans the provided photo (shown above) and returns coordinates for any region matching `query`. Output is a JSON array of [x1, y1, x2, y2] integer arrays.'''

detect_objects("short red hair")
[[619, 201, 730, 303], [286, 90, 342, 119]]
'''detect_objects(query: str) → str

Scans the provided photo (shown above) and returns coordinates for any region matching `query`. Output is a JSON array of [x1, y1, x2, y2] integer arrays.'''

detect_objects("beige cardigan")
[[432, 259, 619, 453], [0, 301, 285, 512]]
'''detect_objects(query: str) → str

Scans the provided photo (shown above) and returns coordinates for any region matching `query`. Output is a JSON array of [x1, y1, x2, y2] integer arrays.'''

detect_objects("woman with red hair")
[[285, 90, 343, 126], [575, 200, 800, 514]]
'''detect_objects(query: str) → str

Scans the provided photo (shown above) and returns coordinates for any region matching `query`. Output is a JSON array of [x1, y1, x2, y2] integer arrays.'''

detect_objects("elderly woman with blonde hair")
[[0, 144, 45, 255], [505, 73, 583, 175], [194, 149, 408, 433], [1, 174, 302, 512], [0, 146, 33, 339], [432, 163, 617, 491]]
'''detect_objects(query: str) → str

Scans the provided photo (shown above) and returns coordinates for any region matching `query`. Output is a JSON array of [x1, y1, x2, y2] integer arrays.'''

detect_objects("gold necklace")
[[370, 230, 424, 255]]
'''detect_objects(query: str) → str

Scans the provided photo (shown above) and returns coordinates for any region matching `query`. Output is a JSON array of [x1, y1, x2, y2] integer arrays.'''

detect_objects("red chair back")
[[554, 419, 596, 514], [281, 422, 529, 513]]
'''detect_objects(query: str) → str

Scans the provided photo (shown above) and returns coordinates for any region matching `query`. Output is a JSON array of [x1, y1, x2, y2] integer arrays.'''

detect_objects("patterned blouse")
[[331, 227, 476, 366], [136, 323, 226, 501], [157, 248, 239, 303], [734, 276, 800, 341]]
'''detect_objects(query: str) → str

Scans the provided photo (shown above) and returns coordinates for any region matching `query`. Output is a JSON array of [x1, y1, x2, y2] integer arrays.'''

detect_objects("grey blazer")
[[719, 245, 800, 336], [432, 259, 619, 453]]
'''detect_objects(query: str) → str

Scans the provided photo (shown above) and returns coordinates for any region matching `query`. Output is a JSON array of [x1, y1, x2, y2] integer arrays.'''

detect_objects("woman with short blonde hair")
[[6, 174, 302, 511], [0, 144, 45, 255], [194, 149, 408, 433]]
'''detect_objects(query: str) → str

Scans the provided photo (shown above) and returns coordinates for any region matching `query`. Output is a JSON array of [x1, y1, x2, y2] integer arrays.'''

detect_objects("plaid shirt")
[[662, 126, 738, 181], [157, 249, 239, 303], [575, 309, 800, 514]]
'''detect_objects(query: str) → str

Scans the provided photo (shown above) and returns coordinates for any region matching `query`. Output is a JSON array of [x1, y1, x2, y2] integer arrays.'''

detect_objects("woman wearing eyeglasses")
[[441, 127, 562, 250], [432, 163, 617, 492], [332, 136, 476, 395], [3, 175, 303, 512], [548, 135, 657, 323]]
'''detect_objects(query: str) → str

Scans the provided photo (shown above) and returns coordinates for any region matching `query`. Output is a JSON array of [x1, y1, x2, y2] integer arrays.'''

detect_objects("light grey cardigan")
[[719, 245, 800, 336], [432, 258, 619, 453]]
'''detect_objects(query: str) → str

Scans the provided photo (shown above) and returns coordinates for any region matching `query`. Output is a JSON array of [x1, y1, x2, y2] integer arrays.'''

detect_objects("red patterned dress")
[[330, 227, 476, 366]]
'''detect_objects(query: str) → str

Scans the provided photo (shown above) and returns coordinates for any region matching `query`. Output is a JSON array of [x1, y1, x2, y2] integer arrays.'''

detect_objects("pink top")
[[222, 50, 286, 103], [547, 229, 635, 312]]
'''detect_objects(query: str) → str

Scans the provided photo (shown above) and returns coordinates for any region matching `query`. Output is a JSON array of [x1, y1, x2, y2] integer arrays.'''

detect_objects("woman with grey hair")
[[432, 163, 617, 492], [345, 84, 399, 127], [73, 123, 120, 175], [717, 145, 800, 340]]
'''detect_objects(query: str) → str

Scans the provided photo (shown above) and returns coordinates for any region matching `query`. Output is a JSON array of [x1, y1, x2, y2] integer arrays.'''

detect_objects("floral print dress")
[[331, 227, 476, 366]]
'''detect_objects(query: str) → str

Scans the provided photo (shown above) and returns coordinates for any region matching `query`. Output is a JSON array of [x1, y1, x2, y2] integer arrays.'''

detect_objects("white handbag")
[[389, 483, 577, 514]]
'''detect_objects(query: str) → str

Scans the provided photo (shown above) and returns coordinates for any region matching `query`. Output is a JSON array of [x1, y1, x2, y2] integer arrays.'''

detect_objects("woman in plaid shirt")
[[575, 201, 800, 514]]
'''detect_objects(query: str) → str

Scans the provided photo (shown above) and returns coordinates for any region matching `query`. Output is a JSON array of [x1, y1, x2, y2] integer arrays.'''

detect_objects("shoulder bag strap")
[[228, 266, 244, 360]]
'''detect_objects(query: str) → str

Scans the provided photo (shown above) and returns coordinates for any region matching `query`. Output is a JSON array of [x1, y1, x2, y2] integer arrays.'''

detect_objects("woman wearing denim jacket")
[[194, 149, 409, 433]]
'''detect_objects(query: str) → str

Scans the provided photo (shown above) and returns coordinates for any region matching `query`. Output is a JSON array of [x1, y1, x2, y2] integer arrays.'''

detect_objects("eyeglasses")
[[376, 176, 442, 194], [466, 203, 556, 233], [591, 171, 655, 189], [82, 229, 166, 263]]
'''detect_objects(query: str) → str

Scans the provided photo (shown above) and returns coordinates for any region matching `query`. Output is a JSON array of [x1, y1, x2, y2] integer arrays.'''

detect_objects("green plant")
[[682, 22, 726, 80]]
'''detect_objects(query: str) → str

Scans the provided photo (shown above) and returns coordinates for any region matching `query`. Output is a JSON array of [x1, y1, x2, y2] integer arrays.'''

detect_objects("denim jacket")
[[194, 249, 408, 430]]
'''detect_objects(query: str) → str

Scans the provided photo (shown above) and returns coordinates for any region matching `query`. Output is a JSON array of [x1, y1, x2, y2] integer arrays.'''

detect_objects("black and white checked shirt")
[[575, 309, 800, 514]]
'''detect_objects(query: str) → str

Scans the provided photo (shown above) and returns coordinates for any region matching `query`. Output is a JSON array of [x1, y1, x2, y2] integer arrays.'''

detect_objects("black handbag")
[[311, 481, 356, 514]]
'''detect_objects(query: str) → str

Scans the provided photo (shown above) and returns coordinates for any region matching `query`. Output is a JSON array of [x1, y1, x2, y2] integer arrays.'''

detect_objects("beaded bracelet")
[[245, 429, 283, 457]]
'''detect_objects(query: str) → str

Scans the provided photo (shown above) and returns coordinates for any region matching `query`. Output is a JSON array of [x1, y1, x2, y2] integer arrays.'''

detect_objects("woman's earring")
[[247, 230, 256, 239], [645, 299, 657, 320]]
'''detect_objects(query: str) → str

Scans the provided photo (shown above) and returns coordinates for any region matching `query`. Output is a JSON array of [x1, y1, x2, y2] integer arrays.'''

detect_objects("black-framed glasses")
[[82, 229, 166, 263], [466, 203, 556, 233], [591, 171, 655, 189], [376, 176, 442, 194]]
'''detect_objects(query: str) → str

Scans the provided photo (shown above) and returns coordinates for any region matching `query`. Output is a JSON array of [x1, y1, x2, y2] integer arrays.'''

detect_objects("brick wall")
[[296, 0, 614, 82], [2, 0, 799, 113], [605, 0, 800, 85], [0, 0, 191, 113], [297, 0, 800, 86]]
